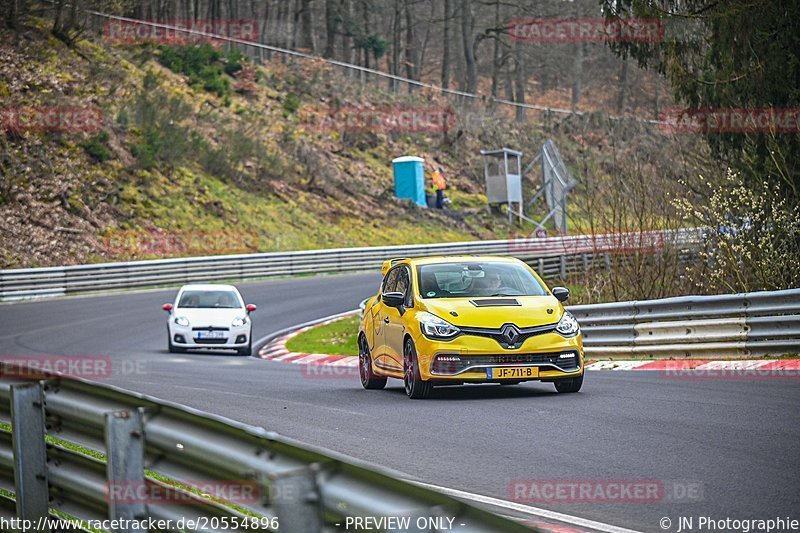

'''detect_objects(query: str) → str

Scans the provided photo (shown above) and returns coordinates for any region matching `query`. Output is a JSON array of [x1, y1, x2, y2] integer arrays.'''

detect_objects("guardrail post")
[[268, 465, 322, 532], [537, 258, 544, 274], [559, 255, 567, 279], [105, 409, 146, 532], [604, 252, 611, 271], [10, 383, 50, 530]]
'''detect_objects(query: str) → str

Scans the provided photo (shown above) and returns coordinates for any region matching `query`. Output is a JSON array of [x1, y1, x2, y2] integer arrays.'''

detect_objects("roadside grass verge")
[[285, 315, 359, 356]]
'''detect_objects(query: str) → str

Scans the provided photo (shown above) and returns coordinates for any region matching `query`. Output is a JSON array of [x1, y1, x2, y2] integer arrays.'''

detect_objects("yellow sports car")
[[358, 256, 584, 399]]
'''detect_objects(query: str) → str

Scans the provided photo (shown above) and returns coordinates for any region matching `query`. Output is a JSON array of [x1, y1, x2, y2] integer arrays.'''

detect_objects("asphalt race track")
[[1, 272, 798, 532]]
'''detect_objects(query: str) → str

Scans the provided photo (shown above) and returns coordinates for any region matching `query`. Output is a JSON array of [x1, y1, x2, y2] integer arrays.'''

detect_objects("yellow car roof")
[[403, 255, 521, 266], [381, 256, 524, 275]]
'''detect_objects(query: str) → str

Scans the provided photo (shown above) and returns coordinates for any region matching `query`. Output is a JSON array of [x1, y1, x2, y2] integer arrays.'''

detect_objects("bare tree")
[[441, 0, 451, 89], [404, 0, 417, 89], [460, 0, 477, 94], [323, 0, 338, 57], [296, 0, 316, 52], [616, 57, 629, 114]]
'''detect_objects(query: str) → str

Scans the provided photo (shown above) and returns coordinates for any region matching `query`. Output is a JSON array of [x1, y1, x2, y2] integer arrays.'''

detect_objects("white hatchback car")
[[163, 284, 256, 355]]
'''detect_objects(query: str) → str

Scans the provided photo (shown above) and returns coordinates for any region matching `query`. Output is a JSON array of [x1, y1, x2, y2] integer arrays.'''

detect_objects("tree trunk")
[[460, 0, 477, 94], [324, 0, 338, 58], [441, 0, 451, 89], [277, 0, 290, 61], [653, 76, 660, 120], [290, 0, 299, 49], [514, 39, 526, 122], [389, 1, 401, 91], [361, 0, 370, 80], [416, 1, 433, 81], [298, 0, 315, 52], [404, 0, 416, 92], [5, 0, 19, 30], [490, 0, 501, 98], [504, 58, 514, 102], [340, 0, 353, 68], [571, 42, 584, 112], [616, 57, 629, 114], [52, 0, 63, 35]]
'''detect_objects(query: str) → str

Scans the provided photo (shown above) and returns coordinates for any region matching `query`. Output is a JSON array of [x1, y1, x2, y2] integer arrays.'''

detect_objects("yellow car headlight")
[[419, 312, 461, 340], [555, 311, 580, 338]]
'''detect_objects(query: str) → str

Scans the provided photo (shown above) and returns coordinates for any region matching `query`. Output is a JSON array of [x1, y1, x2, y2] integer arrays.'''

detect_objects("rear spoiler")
[[381, 258, 406, 275]]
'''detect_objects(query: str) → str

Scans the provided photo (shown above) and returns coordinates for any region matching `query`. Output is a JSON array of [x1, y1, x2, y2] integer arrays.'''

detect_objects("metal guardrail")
[[572, 288, 800, 358], [0, 371, 534, 532], [0, 231, 694, 301]]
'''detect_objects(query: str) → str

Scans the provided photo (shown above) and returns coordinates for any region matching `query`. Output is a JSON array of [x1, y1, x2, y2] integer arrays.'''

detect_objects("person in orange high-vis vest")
[[432, 167, 446, 209]]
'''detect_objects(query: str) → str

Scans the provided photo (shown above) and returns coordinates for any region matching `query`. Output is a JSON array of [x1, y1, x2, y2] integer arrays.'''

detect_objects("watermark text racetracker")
[[0, 516, 279, 532], [661, 361, 800, 381], [0, 107, 103, 133], [104, 229, 259, 256], [0, 355, 145, 379], [107, 479, 261, 505], [300, 362, 359, 379], [509, 18, 663, 43], [660, 108, 800, 133], [510, 479, 703, 504], [103, 19, 259, 44], [300, 106, 456, 133]]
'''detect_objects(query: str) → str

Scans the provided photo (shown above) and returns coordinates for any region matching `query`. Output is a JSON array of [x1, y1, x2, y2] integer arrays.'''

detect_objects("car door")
[[383, 266, 411, 372], [371, 268, 399, 371]]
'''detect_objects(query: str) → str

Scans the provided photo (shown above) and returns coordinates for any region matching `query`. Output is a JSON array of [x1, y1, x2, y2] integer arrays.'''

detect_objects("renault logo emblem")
[[501, 324, 520, 347]]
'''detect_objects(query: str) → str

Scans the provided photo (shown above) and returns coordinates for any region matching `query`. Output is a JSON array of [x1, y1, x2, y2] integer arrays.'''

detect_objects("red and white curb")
[[583, 359, 800, 371], [258, 316, 359, 368], [260, 330, 800, 371], [258, 312, 800, 371]]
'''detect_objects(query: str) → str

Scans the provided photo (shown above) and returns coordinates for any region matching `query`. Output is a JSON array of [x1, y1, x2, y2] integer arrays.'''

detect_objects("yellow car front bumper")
[[412, 331, 584, 383]]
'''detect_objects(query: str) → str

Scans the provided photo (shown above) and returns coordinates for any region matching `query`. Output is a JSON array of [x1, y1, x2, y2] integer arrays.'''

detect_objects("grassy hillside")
[[0, 21, 703, 269]]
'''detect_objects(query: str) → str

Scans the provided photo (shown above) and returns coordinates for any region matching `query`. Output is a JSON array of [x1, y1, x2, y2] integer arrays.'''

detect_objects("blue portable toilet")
[[392, 156, 427, 207]]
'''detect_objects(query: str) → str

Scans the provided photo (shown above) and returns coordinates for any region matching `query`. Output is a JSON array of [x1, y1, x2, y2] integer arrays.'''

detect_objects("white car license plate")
[[197, 331, 225, 339]]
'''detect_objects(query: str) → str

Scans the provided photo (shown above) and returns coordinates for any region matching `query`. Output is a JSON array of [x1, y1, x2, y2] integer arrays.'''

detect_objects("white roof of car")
[[178, 284, 239, 291]]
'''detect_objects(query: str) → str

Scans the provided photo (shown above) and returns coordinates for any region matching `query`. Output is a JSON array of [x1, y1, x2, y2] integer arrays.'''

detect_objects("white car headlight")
[[555, 311, 580, 337], [232, 317, 247, 328], [419, 312, 460, 339], [174, 316, 190, 327]]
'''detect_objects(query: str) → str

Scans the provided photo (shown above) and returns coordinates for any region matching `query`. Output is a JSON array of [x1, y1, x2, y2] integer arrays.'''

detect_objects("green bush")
[[157, 44, 230, 97], [128, 89, 200, 169], [282, 93, 301, 117], [198, 65, 230, 97], [131, 127, 159, 169], [115, 110, 130, 131], [82, 131, 111, 162], [142, 69, 159, 90], [224, 49, 244, 76]]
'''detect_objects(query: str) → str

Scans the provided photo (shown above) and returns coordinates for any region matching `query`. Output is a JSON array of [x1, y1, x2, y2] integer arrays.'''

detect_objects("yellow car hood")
[[420, 296, 563, 329]]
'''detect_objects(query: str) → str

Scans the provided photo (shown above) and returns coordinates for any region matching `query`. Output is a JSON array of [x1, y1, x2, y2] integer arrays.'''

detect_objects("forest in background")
[[0, 0, 798, 296]]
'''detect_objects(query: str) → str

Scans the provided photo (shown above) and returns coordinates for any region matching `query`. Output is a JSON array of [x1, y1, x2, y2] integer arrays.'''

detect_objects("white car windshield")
[[417, 263, 547, 299], [178, 290, 241, 309]]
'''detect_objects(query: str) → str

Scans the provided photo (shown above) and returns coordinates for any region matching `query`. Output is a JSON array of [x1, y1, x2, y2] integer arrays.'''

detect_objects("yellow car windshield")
[[417, 263, 547, 299]]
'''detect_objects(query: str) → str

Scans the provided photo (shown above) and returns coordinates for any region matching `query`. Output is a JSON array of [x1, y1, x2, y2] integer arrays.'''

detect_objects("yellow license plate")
[[488, 366, 539, 379]]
